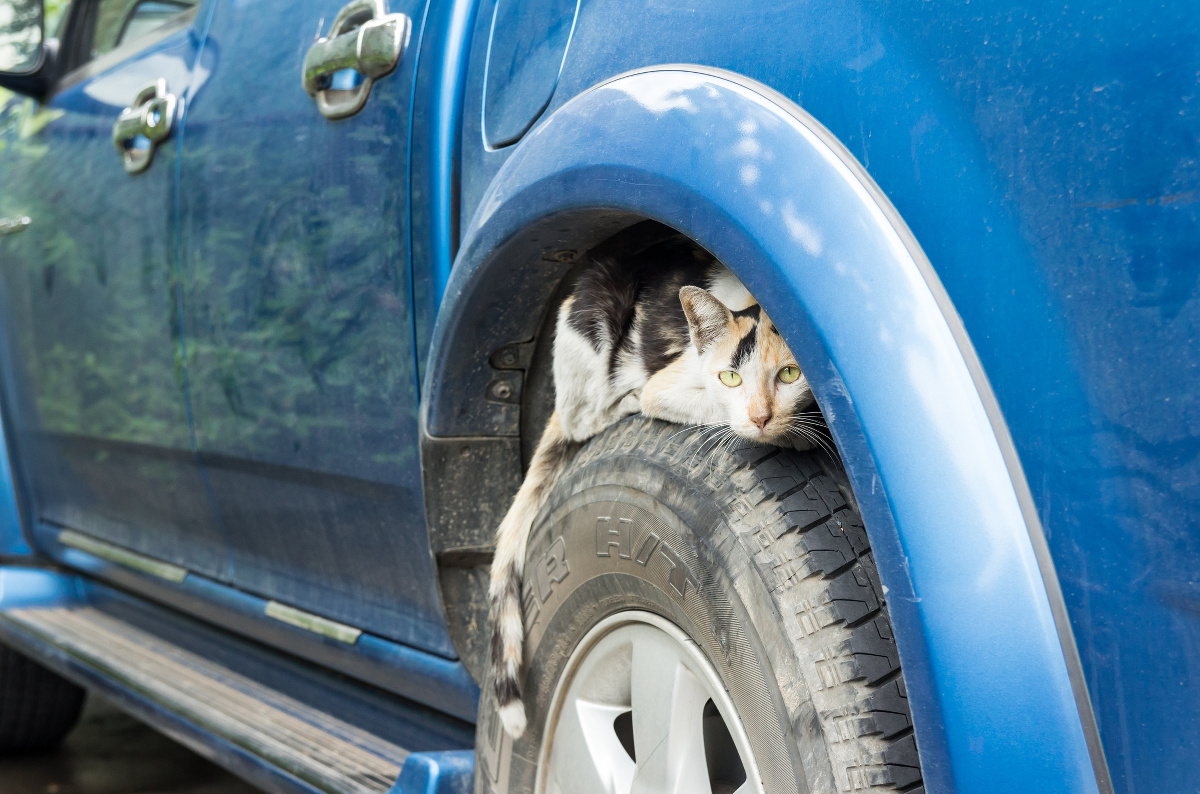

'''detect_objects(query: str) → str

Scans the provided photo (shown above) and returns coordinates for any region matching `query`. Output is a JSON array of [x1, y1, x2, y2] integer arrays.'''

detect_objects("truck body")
[[0, 0, 1195, 792]]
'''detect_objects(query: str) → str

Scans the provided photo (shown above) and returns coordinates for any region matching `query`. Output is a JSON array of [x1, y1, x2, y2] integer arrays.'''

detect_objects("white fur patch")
[[499, 700, 528, 739], [706, 267, 755, 311]]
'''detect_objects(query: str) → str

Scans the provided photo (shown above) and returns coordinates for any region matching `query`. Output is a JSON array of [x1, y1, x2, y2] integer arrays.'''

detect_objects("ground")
[[0, 694, 261, 794]]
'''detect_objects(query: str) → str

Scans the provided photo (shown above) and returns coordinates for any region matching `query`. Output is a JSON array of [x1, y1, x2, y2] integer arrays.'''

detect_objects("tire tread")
[[0, 643, 86, 753], [600, 417, 922, 793]]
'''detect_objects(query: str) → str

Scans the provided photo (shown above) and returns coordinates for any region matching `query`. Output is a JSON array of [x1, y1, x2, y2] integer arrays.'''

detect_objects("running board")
[[0, 567, 473, 794]]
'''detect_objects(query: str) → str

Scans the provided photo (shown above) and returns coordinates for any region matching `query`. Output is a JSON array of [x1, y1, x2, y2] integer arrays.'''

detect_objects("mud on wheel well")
[[421, 218, 843, 684]]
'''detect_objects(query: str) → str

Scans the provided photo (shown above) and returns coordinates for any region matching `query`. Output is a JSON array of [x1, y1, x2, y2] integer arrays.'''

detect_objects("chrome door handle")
[[112, 79, 177, 175], [302, 0, 409, 120]]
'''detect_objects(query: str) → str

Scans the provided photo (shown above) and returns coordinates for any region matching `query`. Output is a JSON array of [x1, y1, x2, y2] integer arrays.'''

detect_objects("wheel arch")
[[421, 65, 1104, 793]]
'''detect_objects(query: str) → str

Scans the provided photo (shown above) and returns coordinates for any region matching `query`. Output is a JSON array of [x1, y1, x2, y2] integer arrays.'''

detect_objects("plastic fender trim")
[[424, 66, 1110, 793]]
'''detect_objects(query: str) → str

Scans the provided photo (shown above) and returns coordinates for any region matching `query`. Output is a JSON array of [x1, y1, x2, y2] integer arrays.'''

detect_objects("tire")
[[0, 642, 86, 753], [475, 416, 923, 794]]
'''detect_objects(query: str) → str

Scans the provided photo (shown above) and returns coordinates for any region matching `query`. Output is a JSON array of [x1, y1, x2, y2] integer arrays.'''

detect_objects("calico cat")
[[489, 239, 818, 737]]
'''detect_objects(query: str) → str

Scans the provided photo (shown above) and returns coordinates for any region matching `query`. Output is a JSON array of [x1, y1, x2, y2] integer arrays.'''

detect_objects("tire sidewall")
[[475, 435, 831, 794]]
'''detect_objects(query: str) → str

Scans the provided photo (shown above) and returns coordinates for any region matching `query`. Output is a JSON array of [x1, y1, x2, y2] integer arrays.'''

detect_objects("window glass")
[[45, 0, 72, 38], [91, 0, 194, 58]]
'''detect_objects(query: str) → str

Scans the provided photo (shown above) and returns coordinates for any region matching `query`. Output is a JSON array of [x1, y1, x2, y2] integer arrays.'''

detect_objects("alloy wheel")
[[537, 611, 765, 794]]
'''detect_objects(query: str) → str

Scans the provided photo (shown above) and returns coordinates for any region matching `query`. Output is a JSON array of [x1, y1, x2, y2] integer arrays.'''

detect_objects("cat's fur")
[[488, 239, 817, 737]]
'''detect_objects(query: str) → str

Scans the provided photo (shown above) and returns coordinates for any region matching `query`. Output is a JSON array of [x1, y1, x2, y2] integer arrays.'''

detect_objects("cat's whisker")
[[703, 427, 736, 468], [787, 414, 828, 427], [668, 422, 716, 443], [786, 422, 837, 457], [688, 426, 728, 466], [685, 423, 729, 459], [721, 429, 742, 459], [708, 428, 735, 461]]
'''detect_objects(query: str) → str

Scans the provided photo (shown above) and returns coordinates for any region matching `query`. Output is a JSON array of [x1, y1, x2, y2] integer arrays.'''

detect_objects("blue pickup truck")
[[0, 0, 1194, 792]]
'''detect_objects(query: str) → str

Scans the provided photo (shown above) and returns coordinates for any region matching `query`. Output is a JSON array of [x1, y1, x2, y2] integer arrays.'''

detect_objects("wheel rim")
[[537, 611, 765, 794]]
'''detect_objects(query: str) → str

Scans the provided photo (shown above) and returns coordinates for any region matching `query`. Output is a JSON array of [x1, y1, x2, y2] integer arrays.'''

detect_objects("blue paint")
[[427, 68, 1099, 792], [0, 415, 31, 556], [390, 751, 474, 794], [0, 567, 79, 608], [410, 0, 482, 354], [3, 0, 1198, 789], [36, 522, 480, 723], [174, 0, 454, 656], [0, 19, 230, 579], [481, 0, 579, 148]]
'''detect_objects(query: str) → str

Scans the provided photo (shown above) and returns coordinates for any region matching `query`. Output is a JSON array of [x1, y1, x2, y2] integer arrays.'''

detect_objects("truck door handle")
[[302, 0, 409, 120], [112, 79, 177, 175]]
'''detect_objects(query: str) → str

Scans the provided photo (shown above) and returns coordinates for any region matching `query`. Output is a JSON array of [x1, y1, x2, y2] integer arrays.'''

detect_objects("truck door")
[[175, 0, 452, 653], [0, 0, 229, 578]]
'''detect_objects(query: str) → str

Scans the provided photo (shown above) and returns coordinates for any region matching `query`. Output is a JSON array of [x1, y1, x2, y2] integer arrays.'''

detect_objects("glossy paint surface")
[[0, 0, 1192, 789], [408, 0, 480, 379], [429, 68, 1097, 792], [0, 24, 230, 577], [445, 2, 1200, 790], [0, 386, 31, 555], [174, 0, 451, 653], [389, 751, 474, 794], [480, 0, 578, 148]]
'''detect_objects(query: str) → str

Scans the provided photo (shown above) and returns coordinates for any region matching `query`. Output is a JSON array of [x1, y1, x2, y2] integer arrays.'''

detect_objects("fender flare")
[[423, 66, 1104, 793]]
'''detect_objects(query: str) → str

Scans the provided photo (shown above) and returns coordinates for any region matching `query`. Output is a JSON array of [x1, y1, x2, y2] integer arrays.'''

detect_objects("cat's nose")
[[750, 410, 773, 431]]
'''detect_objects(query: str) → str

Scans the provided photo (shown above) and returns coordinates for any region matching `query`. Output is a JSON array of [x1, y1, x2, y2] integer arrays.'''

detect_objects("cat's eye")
[[718, 370, 742, 387], [777, 366, 801, 384]]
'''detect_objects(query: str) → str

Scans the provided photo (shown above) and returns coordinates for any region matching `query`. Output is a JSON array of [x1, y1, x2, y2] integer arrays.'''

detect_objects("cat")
[[488, 239, 818, 738]]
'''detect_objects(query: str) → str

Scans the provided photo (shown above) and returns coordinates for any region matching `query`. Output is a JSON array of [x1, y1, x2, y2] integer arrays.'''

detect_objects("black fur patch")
[[731, 325, 759, 369], [636, 240, 718, 373], [489, 601, 507, 665], [567, 257, 639, 353], [568, 238, 718, 377], [496, 672, 521, 706], [732, 304, 761, 321], [490, 567, 524, 707]]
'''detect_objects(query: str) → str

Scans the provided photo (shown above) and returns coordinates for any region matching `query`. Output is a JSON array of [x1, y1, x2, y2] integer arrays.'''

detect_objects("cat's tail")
[[488, 411, 581, 739]]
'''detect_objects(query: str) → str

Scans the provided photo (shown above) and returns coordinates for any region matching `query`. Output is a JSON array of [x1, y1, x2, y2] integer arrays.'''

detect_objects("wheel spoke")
[[541, 614, 764, 794], [545, 699, 632, 794], [629, 629, 712, 794]]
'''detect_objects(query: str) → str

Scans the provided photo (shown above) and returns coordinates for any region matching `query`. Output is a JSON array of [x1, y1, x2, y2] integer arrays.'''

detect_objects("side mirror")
[[0, 0, 56, 98]]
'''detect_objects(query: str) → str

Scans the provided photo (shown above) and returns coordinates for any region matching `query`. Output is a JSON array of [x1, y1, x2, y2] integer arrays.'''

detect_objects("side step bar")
[[0, 568, 474, 794]]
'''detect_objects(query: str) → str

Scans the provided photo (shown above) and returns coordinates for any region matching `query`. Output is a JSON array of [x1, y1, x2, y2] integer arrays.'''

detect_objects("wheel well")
[[423, 217, 736, 682]]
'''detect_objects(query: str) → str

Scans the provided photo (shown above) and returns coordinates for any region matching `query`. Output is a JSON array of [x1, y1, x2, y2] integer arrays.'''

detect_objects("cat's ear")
[[680, 286, 733, 353]]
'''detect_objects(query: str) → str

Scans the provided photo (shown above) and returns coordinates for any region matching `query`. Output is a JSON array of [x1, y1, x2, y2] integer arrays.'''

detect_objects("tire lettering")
[[593, 514, 698, 603], [535, 535, 570, 602], [634, 532, 660, 565], [657, 542, 699, 599], [595, 516, 633, 559]]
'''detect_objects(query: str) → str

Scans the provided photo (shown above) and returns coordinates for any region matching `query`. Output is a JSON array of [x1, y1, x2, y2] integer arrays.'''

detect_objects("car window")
[[46, 0, 73, 38], [90, 0, 195, 58]]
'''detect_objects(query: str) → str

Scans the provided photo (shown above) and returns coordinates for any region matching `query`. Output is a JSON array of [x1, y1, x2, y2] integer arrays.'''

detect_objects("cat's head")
[[679, 286, 815, 444]]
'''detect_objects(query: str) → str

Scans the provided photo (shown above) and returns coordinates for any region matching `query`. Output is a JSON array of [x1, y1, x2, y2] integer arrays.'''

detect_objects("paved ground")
[[0, 694, 261, 794]]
